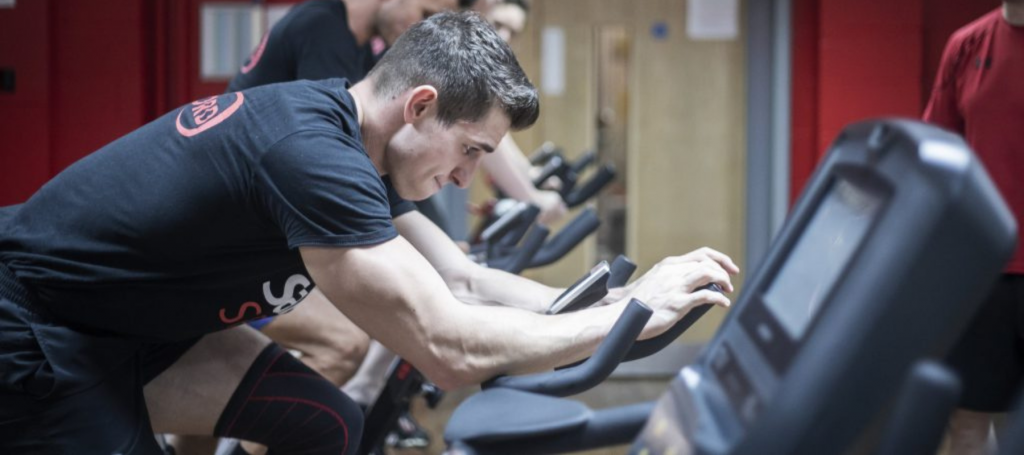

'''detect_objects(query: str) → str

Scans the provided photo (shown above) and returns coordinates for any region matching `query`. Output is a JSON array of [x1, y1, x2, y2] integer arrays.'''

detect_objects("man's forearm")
[[434, 300, 624, 384], [301, 241, 624, 390], [449, 264, 564, 313], [395, 210, 562, 313]]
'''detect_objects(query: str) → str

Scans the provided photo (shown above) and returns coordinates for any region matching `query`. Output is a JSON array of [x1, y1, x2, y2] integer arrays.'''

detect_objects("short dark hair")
[[367, 11, 539, 131]]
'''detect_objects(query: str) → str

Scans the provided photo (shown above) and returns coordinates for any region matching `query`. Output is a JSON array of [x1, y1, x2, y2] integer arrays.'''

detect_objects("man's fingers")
[[666, 248, 740, 275], [701, 261, 734, 293], [673, 260, 732, 294], [703, 248, 740, 275], [689, 247, 739, 274], [692, 289, 731, 309]]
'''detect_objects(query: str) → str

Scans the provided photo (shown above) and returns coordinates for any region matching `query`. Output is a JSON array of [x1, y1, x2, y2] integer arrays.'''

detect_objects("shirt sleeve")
[[255, 130, 399, 249], [923, 34, 966, 133], [289, 8, 367, 82]]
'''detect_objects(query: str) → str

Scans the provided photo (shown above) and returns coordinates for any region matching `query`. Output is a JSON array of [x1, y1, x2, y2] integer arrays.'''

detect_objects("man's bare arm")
[[300, 238, 736, 389], [394, 209, 560, 313], [300, 238, 619, 390]]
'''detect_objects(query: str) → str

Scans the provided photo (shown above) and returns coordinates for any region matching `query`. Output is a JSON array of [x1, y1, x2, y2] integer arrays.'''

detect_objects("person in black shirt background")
[[227, 0, 458, 93]]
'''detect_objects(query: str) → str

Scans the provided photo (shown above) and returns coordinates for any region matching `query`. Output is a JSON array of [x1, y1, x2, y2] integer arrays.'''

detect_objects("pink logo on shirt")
[[241, 32, 270, 74], [175, 93, 245, 137]]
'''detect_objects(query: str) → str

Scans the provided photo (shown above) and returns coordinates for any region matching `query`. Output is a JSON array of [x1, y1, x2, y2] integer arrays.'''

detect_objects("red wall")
[[50, 1, 149, 174], [789, 0, 1001, 203], [0, 1, 153, 206], [0, 0, 52, 205], [0, 0, 270, 206], [790, 0, 819, 204]]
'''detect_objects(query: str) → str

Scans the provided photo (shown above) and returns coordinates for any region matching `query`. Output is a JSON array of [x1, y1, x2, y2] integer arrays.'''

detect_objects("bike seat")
[[444, 388, 591, 443]]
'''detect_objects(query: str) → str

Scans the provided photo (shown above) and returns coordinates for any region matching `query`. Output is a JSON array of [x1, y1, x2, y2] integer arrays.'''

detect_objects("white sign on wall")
[[541, 26, 566, 97], [687, 0, 739, 41], [0, 0, 16, 9]]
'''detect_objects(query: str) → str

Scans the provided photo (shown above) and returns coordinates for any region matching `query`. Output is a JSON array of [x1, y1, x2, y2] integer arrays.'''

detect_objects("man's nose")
[[450, 158, 481, 189]]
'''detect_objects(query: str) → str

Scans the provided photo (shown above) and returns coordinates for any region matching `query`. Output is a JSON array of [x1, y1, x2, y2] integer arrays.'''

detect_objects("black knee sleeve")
[[214, 343, 364, 455]]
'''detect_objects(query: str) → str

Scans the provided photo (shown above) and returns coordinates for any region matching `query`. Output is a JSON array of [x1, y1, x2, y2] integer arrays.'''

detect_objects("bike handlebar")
[[483, 299, 652, 397]]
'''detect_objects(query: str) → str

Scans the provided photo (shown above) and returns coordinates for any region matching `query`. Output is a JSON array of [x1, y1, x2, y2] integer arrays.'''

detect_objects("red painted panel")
[[50, 1, 149, 174], [144, 0, 169, 121], [818, 0, 923, 155], [0, 107, 51, 206], [789, 0, 819, 204], [166, 0, 193, 110], [791, 0, 924, 204], [0, 0, 51, 205]]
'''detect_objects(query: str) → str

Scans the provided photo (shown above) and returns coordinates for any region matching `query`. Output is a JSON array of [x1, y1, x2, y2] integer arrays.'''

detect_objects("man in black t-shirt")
[[0, 12, 738, 455], [221, 0, 467, 396], [223, 0, 565, 396], [221, 2, 508, 452]]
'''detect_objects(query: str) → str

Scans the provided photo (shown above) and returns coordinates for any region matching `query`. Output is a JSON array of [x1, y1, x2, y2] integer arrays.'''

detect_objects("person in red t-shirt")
[[924, 2, 1024, 453]]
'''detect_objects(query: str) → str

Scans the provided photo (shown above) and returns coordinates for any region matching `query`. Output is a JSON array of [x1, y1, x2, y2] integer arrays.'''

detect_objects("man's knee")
[[216, 343, 364, 454]]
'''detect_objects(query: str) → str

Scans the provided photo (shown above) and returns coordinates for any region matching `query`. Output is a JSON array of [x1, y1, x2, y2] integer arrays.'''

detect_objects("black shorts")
[[0, 267, 198, 454], [945, 274, 1024, 412]]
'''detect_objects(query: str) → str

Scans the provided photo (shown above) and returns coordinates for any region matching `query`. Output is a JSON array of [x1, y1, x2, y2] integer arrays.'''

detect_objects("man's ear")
[[403, 85, 439, 124]]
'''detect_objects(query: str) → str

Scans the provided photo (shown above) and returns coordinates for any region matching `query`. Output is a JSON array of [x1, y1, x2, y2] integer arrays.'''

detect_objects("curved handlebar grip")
[[555, 284, 723, 373], [488, 225, 550, 274], [497, 205, 543, 248], [529, 209, 600, 268], [564, 164, 616, 208], [557, 169, 580, 196], [608, 255, 637, 288], [569, 150, 598, 174], [554, 256, 634, 314], [620, 284, 722, 362], [532, 155, 567, 188], [481, 202, 536, 244], [483, 299, 652, 397]]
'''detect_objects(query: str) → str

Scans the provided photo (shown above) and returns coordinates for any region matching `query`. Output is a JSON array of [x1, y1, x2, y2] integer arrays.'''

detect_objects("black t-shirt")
[[0, 78, 414, 341], [226, 0, 376, 92]]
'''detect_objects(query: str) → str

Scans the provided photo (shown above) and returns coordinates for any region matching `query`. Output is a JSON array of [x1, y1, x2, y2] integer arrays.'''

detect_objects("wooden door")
[[506, 0, 747, 342]]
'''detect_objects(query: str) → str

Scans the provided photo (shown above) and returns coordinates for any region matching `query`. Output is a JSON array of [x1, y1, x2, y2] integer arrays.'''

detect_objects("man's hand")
[[533, 190, 568, 225], [621, 247, 740, 339]]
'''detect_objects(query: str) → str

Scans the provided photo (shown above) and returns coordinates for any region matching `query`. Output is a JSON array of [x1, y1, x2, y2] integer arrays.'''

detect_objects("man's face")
[[376, 0, 459, 46], [386, 99, 510, 201], [488, 3, 527, 43]]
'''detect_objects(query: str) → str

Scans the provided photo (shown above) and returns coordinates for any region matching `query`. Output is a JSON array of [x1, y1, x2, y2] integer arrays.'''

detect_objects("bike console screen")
[[761, 179, 883, 340]]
